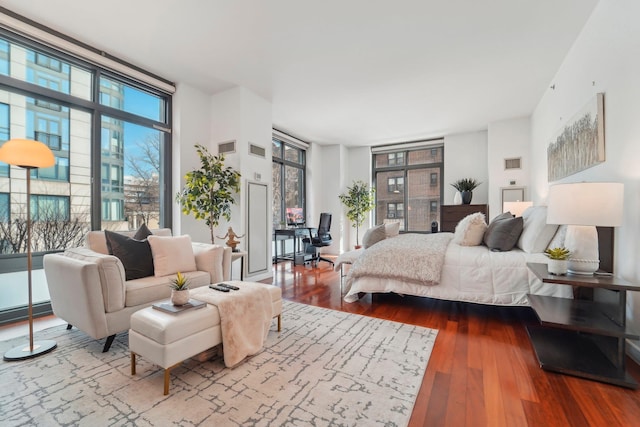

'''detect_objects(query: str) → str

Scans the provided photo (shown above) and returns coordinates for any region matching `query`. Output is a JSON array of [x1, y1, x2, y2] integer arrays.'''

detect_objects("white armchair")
[[43, 228, 231, 351]]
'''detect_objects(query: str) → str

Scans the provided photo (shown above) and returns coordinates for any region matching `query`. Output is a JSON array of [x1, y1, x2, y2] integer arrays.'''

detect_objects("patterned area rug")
[[0, 301, 437, 426]]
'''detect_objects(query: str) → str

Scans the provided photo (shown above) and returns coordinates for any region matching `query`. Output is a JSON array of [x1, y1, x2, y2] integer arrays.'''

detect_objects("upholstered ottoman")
[[129, 281, 282, 395]]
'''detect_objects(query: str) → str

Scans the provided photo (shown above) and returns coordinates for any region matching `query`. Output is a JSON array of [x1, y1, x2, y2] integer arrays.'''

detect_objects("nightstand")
[[526, 262, 640, 388]]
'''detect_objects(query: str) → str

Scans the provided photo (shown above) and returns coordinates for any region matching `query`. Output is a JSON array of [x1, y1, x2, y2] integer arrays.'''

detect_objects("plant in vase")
[[544, 247, 571, 275], [338, 180, 376, 249], [450, 178, 481, 204], [169, 271, 191, 305]]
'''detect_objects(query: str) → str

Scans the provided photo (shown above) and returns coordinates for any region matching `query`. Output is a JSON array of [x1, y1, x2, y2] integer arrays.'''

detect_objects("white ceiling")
[[1, 0, 599, 146]]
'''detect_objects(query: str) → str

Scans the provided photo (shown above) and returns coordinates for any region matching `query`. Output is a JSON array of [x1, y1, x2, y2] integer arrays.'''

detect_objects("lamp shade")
[[547, 182, 623, 227], [0, 138, 55, 168]]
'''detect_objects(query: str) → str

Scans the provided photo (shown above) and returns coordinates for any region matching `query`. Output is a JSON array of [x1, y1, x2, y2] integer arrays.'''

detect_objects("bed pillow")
[[517, 206, 559, 253], [453, 212, 487, 246], [104, 230, 154, 280], [148, 235, 197, 277], [384, 221, 400, 238], [362, 224, 387, 249], [483, 212, 524, 251]]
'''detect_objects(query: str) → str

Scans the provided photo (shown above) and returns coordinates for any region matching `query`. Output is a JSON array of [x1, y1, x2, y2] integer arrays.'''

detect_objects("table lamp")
[[503, 201, 533, 217], [0, 138, 58, 360], [546, 182, 623, 275]]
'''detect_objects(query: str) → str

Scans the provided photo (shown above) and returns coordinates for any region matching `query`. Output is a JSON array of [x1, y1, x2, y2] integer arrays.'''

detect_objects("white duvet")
[[341, 233, 573, 304]]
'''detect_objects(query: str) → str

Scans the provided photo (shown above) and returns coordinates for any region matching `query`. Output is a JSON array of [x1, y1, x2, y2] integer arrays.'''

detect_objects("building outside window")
[[272, 136, 306, 228], [373, 141, 444, 232], [0, 29, 172, 324]]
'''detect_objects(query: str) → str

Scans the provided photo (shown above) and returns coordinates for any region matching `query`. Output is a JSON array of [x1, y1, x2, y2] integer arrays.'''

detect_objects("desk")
[[273, 228, 314, 264], [231, 250, 247, 280]]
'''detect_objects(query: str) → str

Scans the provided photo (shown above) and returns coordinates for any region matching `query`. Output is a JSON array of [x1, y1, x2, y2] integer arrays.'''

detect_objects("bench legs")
[[277, 314, 281, 332], [131, 352, 181, 395]]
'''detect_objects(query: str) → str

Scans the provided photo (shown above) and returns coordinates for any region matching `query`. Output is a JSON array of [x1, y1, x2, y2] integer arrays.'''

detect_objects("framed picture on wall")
[[547, 93, 605, 181]]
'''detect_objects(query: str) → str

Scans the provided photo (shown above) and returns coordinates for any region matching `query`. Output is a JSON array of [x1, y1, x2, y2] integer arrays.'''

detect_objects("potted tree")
[[176, 144, 241, 244], [338, 180, 376, 249], [451, 178, 481, 204]]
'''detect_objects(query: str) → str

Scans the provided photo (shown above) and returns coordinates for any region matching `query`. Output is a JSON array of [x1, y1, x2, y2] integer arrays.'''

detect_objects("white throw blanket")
[[345, 233, 453, 292], [190, 282, 272, 368]]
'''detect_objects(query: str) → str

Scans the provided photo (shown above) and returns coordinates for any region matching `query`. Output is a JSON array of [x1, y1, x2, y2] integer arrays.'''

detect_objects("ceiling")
[[1, 0, 599, 147]]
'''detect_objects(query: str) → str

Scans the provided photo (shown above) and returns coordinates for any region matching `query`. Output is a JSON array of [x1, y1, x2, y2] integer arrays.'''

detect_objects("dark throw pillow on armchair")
[[483, 212, 524, 252], [104, 229, 154, 280]]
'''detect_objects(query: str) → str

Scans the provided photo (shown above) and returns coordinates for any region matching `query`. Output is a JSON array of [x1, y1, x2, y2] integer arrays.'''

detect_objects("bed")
[[336, 206, 576, 305]]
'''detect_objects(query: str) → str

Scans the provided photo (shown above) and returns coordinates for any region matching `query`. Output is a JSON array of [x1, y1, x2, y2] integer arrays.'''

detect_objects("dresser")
[[440, 204, 489, 232]]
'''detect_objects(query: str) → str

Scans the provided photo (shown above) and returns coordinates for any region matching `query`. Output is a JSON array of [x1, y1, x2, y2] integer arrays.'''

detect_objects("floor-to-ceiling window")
[[0, 25, 173, 324], [272, 135, 307, 228], [372, 141, 444, 232]]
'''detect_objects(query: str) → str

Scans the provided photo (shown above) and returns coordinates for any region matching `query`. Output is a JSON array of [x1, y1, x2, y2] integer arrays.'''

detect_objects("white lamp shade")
[[503, 201, 533, 217], [547, 182, 623, 227], [0, 138, 55, 168]]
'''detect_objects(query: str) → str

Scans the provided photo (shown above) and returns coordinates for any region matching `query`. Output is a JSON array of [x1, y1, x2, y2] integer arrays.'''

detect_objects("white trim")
[[371, 138, 444, 154], [272, 129, 309, 150], [0, 11, 176, 94]]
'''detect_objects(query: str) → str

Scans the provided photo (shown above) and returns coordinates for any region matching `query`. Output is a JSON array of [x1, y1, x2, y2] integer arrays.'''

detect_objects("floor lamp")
[[1, 138, 58, 361]]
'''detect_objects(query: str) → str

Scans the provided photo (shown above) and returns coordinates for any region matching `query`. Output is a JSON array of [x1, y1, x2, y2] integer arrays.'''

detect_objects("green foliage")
[[450, 178, 481, 192], [176, 144, 241, 243], [544, 247, 571, 260], [169, 272, 190, 290], [338, 180, 376, 246]]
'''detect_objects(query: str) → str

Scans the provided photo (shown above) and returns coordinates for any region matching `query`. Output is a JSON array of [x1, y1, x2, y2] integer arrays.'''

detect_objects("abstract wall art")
[[547, 93, 605, 182]]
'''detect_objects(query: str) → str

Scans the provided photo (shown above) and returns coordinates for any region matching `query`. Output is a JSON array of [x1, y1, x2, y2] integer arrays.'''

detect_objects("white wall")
[[443, 131, 489, 208], [487, 117, 531, 220], [173, 84, 272, 280], [210, 87, 273, 280], [172, 83, 213, 240], [529, 0, 640, 360]]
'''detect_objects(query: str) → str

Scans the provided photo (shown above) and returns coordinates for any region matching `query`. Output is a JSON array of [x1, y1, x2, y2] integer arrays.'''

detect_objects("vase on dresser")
[[453, 191, 462, 205], [461, 191, 473, 204]]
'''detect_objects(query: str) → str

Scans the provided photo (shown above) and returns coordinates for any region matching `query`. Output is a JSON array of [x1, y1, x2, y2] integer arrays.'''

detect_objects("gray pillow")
[[483, 213, 524, 252], [362, 224, 387, 249], [105, 229, 155, 280]]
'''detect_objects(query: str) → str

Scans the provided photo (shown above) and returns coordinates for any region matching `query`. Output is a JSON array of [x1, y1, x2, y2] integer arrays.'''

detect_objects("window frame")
[[372, 141, 444, 233], [272, 136, 307, 227], [0, 26, 173, 325]]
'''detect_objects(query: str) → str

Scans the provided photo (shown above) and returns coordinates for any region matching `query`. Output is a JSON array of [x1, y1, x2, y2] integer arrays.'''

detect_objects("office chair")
[[303, 212, 334, 267]]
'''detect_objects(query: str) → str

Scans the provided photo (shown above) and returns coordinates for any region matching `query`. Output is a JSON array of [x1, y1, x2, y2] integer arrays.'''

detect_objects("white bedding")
[[341, 233, 573, 304]]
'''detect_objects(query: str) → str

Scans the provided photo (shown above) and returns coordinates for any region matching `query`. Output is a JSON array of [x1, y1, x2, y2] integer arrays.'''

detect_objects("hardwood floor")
[[271, 260, 640, 427], [3, 260, 639, 426]]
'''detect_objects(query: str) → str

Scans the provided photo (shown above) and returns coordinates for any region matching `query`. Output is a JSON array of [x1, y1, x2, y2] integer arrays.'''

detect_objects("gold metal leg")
[[277, 314, 282, 332], [163, 362, 182, 395], [131, 352, 136, 375], [164, 368, 171, 395]]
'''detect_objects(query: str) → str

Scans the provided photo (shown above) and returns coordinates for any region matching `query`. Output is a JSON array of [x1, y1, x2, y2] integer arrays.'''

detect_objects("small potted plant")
[[451, 178, 481, 204], [169, 272, 191, 305], [544, 247, 571, 275]]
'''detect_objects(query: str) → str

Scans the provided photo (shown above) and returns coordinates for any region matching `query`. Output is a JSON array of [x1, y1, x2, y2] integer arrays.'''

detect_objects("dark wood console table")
[[526, 262, 640, 388]]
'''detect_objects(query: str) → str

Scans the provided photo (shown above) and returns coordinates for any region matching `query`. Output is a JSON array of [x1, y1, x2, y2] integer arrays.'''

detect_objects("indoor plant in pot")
[[451, 178, 481, 204], [169, 271, 190, 305], [338, 180, 376, 249], [544, 247, 571, 275], [176, 144, 241, 244]]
